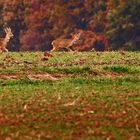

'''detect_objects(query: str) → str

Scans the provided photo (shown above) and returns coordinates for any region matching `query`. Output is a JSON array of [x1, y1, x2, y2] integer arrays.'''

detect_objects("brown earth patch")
[[0, 73, 58, 80], [0, 71, 122, 80], [99, 72, 123, 78], [27, 73, 58, 80]]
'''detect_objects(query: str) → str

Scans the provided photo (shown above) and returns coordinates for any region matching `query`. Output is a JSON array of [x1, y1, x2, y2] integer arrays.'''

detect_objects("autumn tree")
[[0, 0, 138, 51], [20, 0, 54, 51], [107, 0, 140, 51]]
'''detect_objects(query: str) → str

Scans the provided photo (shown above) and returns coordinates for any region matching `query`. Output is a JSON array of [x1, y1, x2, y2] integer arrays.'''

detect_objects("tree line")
[[0, 0, 139, 51]]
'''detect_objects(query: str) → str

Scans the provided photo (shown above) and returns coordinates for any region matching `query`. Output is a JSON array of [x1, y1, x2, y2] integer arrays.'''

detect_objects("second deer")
[[0, 27, 13, 53], [51, 32, 81, 52]]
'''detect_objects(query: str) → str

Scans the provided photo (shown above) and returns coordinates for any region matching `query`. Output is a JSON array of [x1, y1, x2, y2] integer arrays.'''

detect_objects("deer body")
[[51, 30, 109, 52], [51, 33, 81, 52], [0, 27, 13, 53]]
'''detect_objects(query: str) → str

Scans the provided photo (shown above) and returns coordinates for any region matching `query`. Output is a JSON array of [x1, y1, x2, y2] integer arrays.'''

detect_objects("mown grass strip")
[[103, 65, 140, 74]]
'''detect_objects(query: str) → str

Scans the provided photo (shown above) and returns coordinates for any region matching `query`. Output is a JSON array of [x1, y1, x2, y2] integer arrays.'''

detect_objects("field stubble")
[[0, 51, 140, 140]]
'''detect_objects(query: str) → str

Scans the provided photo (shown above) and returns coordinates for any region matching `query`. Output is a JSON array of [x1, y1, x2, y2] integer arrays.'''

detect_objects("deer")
[[0, 27, 14, 53], [51, 32, 81, 52]]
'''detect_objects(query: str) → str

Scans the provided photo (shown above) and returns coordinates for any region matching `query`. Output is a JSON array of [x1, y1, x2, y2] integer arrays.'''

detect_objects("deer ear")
[[9, 27, 11, 30], [8, 27, 11, 32], [4, 28, 7, 33], [76, 32, 81, 38], [4, 27, 9, 33]]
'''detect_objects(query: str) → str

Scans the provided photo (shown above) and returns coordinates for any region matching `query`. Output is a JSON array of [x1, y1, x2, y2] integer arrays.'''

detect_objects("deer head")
[[70, 32, 81, 46], [0, 27, 14, 52], [4, 27, 14, 42]]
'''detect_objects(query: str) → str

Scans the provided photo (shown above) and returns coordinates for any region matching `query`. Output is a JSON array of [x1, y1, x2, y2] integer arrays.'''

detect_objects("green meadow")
[[0, 52, 140, 140]]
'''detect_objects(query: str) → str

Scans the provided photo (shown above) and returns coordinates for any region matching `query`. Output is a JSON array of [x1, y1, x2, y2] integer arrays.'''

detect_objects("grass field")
[[0, 51, 140, 140]]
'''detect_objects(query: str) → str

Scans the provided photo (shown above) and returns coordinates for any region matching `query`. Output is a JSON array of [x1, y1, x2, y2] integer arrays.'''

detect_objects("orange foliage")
[[70, 30, 109, 51]]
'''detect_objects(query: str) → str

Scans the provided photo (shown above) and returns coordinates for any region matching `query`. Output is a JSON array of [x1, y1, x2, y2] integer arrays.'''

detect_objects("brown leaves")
[[71, 129, 107, 137], [0, 93, 140, 139], [41, 51, 53, 61], [0, 51, 139, 140]]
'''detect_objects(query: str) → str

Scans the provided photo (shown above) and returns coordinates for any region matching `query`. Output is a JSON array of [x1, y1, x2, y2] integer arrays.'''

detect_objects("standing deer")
[[0, 27, 13, 53], [51, 32, 81, 52]]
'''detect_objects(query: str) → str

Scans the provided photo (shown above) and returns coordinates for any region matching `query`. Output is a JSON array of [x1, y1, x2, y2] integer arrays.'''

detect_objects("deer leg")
[[51, 48, 55, 52], [3, 47, 8, 52], [67, 47, 73, 52], [91, 48, 95, 52], [5, 48, 8, 52]]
